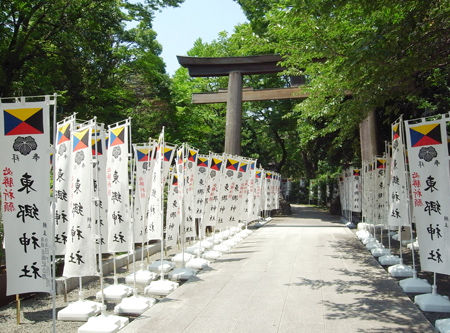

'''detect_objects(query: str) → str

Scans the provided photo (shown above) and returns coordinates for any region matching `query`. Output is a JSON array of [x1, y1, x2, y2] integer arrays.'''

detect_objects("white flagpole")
[[181, 144, 186, 268], [398, 116, 420, 279], [160, 128, 165, 281], [51, 93, 58, 333], [128, 119, 138, 293], [92, 118, 105, 311]]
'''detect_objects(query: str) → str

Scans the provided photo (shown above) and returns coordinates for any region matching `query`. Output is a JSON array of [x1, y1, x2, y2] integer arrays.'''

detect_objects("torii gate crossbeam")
[[177, 55, 377, 161]]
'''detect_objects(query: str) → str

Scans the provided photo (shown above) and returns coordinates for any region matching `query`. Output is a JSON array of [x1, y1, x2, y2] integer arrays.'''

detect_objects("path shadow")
[[229, 251, 256, 254], [284, 233, 432, 331], [215, 257, 245, 263]]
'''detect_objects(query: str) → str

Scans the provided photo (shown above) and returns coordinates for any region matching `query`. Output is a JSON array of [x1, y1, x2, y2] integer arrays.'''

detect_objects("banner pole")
[[113, 252, 117, 284], [160, 128, 165, 281], [79, 276, 83, 300], [16, 294, 20, 324], [181, 144, 186, 268], [93, 119, 105, 311], [64, 278, 67, 302], [401, 117, 417, 277], [432, 273, 437, 295], [51, 93, 58, 333], [128, 120, 137, 293]]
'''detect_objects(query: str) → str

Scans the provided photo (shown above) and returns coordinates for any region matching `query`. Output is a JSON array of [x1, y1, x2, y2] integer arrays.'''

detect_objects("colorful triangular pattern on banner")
[[164, 147, 173, 161], [392, 123, 400, 140], [110, 126, 125, 146], [250, 162, 255, 170], [172, 174, 178, 186], [353, 169, 360, 176], [57, 123, 71, 144], [177, 149, 183, 164], [136, 148, 149, 162], [226, 158, 239, 171], [188, 149, 197, 162], [255, 171, 261, 179], [73, 128, 89, 152], [266, 172, 272, 179], [211, 158, 222, 171], [409, 123, 442, 147], [239, 162, 248, 172], [91, 137, 103, 156], [376, 159, 386, 169], [4, 108, 44, 136], [197, 156, 208, 167]]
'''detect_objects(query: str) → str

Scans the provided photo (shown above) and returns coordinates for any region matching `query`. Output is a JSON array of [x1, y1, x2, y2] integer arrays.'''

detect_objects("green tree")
[[237, 0, 450, 153], [0, 0, 184, 141]]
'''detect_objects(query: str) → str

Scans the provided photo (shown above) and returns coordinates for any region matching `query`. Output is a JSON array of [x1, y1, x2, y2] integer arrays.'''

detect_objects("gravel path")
[[0, 244, 192, 333]]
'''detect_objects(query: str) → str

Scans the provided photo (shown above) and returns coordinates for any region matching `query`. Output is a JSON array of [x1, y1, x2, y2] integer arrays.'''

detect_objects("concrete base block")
[[78, 313, 128, 333], [58, 300, 102, 322], [399, 277, 432, 294], [415, 293, 450, 312]]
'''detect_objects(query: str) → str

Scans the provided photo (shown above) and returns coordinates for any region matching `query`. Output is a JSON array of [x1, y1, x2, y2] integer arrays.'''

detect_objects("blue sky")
[[153, 0, 248, 76]]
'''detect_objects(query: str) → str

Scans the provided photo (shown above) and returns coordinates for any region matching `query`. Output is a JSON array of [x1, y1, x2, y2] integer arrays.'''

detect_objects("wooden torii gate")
[[177, 55, 376, 161]]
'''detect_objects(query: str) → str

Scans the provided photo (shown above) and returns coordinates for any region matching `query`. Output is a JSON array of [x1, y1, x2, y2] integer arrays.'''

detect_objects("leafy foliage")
[[0, 0, 184, 142], [237, 0, 449, 173]]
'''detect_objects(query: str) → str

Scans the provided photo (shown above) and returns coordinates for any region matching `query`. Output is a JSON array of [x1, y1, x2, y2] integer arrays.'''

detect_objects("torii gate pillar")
[[225, 71, 243, 154], [177, 55, 285, 155]]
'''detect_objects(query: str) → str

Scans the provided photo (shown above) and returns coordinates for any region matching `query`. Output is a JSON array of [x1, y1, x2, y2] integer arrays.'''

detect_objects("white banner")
[[106, 120, 131, 253], [405, 116, 450, 274], [0, 96, 53, 294], [63, 121, 97, 277], [194, 154, 209, 220], [253, 169, 263, 219], [203, 154, 223, 228], [162, 144, 175, 182], [375, 158, 388, 225], [92, 125, 108, 253], [264, 172, 273, 211], [236, 160, 250, 221], [273, 173, 281, 210], [147, 132, 164, 241], [245, 161, 257, 222], [175, 147, 186, 240], [54, 115, 75, 255], [165, 172, 181, 247], [388, 121, 410, 227], [183, 147, 198, 238], [133, 143, 153, 244], [219, 156, 240, 227], [352, 169, 362, 213]]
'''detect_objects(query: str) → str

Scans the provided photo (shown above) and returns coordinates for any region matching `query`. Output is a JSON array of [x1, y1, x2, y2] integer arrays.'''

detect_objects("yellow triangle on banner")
[[5, 107, 41, 121], [111, 126, 124, 136], [74, 128, 89, 140], [59, 122, 70, 133], [412, 123, 439, 135]]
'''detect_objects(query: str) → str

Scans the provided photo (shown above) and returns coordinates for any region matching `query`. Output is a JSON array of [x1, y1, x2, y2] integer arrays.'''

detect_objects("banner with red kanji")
[[405, 116, 450, 274], [0, 96, 53, 294]]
